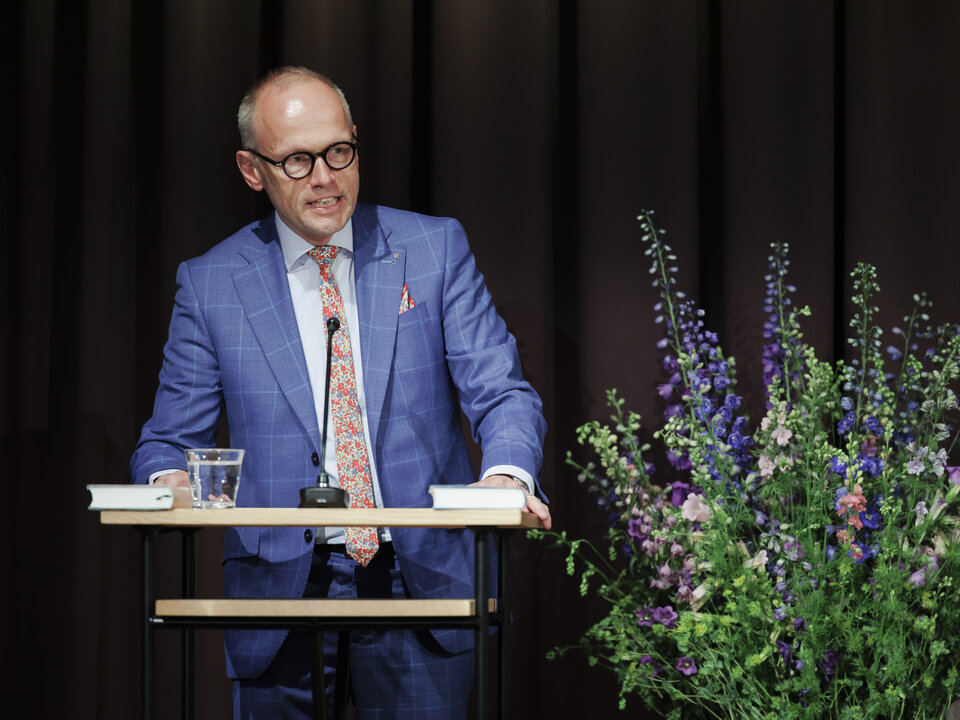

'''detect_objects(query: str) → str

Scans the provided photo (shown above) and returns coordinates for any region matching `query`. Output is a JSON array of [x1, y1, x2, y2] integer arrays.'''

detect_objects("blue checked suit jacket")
[[130, 204, 547, 679]]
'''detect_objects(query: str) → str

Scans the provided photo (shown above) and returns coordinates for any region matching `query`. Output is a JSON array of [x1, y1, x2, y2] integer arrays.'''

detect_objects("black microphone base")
[[299, 485, 349, 508]]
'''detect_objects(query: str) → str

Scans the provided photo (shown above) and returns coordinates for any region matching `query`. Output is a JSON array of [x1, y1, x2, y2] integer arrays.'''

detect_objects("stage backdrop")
[[2, 2, 958, 718]]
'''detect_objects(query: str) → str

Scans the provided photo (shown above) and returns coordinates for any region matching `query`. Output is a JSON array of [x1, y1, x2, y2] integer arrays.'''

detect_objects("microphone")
[[299, 317, 350, 508]]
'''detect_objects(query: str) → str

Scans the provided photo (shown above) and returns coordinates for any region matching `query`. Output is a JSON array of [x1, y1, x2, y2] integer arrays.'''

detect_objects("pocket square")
[[399, 283, 416, 314]]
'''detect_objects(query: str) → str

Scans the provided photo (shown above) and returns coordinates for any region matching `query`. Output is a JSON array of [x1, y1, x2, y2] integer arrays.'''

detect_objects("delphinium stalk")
[[639, 210, 754, 527], [762, 242, 809, 409]]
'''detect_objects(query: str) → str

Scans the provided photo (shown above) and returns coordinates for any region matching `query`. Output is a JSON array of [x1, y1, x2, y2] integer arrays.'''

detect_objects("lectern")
[[100, 507, 537, 720]]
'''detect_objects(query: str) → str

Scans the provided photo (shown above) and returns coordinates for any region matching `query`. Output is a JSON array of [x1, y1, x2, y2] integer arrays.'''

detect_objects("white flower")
[[771, 424, 793, 446], [681, 493, 711, 523]]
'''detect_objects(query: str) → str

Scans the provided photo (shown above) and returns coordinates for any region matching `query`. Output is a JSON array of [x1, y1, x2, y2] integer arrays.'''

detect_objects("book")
[[428, 484, 527, 510], [87, 484, 175, 511]]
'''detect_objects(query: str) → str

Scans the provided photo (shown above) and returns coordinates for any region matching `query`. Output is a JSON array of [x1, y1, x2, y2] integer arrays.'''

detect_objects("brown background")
[[3, 1, 959, 718]]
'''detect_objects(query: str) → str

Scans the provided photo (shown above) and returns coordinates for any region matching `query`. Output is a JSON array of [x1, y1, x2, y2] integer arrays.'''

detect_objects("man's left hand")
[[471, 474, 552, 530]]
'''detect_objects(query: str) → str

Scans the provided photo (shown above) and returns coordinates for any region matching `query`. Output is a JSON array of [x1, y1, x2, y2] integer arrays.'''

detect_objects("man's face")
[[237, 78, 359, 246]]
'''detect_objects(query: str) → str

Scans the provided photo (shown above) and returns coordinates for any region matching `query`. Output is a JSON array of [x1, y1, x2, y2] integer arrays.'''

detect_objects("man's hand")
[[153, 469, 190, 487], [152, 470, 194, 508], [471, 474, 552, 530]]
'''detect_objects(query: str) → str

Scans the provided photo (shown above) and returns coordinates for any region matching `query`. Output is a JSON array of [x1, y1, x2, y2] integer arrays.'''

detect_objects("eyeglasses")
[[246, 141, 359, 179]]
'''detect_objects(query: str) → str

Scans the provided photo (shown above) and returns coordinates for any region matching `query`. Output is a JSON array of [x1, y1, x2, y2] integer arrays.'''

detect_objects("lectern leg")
[[334, 630, 351, 720], [474, 531, 489, 720], [310, 631, 329, 720], [141, 531, 155, 720], [181, 530, 196, 720], [497, 533, 512, 720]]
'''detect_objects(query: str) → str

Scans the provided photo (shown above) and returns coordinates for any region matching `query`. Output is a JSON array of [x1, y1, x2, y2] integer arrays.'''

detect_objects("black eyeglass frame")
[[245, 140, 360, 179]]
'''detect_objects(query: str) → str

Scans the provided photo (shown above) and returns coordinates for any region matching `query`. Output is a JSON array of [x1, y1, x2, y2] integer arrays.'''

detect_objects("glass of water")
[[184, 448, 244, 508]]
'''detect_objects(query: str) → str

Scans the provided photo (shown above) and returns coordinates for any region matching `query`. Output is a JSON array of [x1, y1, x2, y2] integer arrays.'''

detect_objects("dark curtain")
[[3, 2, 959, 718]]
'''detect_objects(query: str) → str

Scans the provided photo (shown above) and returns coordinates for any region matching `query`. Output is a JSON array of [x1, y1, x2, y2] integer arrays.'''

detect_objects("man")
[[130, 66, 549, 718]]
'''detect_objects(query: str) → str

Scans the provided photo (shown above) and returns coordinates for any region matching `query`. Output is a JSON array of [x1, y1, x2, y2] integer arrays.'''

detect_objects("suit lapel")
[[353, 206, 403, 451], [232, 224, 320, 445]]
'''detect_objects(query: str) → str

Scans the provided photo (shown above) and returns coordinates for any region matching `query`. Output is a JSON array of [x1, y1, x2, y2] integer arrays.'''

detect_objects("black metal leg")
[[497, 533, 512, 720], [334, 630, 351, 720], [142, 531, 155, 720], [310, 631, 328, 720], [474, 531, 489, 720], [181, 530, 196, 720]]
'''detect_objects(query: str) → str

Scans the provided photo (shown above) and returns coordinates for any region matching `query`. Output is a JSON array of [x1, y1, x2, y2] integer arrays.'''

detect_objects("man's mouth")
[[309, 197, 339, 208]]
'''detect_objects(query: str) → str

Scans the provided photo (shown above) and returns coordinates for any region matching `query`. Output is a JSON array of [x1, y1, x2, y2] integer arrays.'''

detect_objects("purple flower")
[[636, 606, 654, 627], [639, 654, 661, 677], [668, 481, 691, 507], [794, 616, 806, 632], [676, 656, 698, 675], [774, 605, 788, 621], [818, 650, 839, 681], [948, 466, 960, 486], [651, 605, 678, 628], [776, 640, 793, 666]]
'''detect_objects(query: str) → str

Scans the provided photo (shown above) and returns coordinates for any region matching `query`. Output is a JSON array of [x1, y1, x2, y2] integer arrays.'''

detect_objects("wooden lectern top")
[[99, 507, 540, 529]]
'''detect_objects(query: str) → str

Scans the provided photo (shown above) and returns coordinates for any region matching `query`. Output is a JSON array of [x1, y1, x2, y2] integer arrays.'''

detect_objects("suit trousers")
[[233, 543, 474, 719]]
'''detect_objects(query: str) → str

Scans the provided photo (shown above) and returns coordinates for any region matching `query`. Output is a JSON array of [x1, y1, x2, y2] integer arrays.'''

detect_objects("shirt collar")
[[275, 212, 354, 272]]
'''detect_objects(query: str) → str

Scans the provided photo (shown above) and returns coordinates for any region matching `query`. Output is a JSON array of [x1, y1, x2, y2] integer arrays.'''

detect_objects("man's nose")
[[308, 157, 335, 185]]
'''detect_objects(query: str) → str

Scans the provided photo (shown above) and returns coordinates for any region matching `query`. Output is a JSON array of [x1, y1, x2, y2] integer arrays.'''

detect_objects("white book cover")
[[87, 484, 175, 511], [428, 484, 526, 510]]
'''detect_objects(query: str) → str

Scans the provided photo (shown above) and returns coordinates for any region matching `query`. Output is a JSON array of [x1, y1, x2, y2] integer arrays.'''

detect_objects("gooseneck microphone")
[[299, 317, 350, 508]]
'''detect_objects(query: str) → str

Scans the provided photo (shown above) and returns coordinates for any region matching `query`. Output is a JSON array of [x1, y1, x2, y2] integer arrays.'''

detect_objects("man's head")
[[236, 67, 359, 246]]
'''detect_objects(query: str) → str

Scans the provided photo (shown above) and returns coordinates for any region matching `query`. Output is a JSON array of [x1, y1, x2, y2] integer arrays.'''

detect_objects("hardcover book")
[[428, 484, 526, 510]]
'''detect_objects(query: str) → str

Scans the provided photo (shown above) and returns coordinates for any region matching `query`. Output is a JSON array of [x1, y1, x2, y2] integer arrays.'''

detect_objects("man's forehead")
[[254, 81, 349, 146]]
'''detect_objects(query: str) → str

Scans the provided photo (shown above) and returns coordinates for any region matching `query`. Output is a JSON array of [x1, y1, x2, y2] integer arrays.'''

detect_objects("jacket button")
[[311, 452, 320, 467], [304, 529, 313, 543]]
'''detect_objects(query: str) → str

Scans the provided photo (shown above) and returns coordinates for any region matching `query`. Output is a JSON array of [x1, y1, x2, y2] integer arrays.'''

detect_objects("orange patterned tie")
[[308, 245, 379, 566]]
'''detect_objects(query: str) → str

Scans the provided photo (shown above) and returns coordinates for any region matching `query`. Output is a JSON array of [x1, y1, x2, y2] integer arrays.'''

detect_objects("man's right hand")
[[153, 470, 190, 487], [152, 470, 193, 507]]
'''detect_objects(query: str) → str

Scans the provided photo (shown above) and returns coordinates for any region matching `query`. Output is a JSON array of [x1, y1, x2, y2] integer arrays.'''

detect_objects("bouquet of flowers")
[[534, 211, 960, 719]]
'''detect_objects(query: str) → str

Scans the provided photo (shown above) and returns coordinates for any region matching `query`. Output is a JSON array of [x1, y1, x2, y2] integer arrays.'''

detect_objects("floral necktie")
[[307, 245, 379, 566]]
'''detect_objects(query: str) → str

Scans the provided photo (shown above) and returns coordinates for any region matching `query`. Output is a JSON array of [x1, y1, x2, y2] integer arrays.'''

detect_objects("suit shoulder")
[[356, 204, 465, 244], [183, 216, 276, 269]]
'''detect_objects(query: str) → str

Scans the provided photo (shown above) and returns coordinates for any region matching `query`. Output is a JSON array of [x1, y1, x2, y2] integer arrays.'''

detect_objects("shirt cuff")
[[481, 465, 533, 494], [148, 469, 182, 484]]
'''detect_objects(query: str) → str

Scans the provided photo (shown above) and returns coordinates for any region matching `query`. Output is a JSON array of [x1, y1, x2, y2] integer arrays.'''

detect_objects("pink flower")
[[759, 454, 776, 478], [771, 424, 793, 446], [681, 493, 711, 523], [836, 484, 867, 517]]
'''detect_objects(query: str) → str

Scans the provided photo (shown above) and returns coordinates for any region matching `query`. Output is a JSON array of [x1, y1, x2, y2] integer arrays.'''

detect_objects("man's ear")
[[236, 150, 264, 191]]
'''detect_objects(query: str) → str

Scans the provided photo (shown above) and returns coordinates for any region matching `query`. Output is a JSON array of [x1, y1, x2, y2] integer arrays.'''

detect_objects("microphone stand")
[[300, 317, 349, 508]]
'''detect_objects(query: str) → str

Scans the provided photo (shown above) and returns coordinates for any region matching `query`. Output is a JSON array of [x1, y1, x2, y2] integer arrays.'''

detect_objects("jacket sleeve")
[[129, 261, 224, 484], [438, 219, 548, 496]]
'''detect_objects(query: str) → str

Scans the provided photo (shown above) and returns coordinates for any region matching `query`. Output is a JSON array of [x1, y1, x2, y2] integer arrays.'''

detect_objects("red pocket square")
[[399, 283, 416, 314]]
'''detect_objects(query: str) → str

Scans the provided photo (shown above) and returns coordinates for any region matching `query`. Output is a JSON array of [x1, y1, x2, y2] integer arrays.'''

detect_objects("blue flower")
[[830, 456, 847, 477], [837, 412, 856, 435]]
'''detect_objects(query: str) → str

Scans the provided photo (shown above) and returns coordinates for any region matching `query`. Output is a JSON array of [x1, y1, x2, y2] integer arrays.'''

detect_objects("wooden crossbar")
[[155, 598, 498, 618]]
